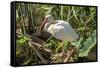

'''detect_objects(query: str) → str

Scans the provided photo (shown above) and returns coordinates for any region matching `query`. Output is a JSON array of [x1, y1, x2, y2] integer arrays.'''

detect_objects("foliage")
[[79, 30, 96, 57], [16, 2, 97, 65]]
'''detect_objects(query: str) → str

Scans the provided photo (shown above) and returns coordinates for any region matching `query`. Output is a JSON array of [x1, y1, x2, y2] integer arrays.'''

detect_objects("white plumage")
[[40, 15, 79, 42]]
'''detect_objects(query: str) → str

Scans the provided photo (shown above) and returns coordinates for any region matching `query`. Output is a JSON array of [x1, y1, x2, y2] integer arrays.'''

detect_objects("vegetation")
[[16, 2, 97, 65]]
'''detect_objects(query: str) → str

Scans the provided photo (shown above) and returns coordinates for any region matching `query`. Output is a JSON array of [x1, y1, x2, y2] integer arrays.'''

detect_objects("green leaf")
[[79, 30, 96, 57], [71, 37, 83, 48], [16, 36, 28, 46]]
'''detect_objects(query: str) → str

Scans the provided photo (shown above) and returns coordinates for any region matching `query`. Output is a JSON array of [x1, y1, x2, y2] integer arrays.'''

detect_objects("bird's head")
[[45, 15, 54, 23], [39, 15, 54, 36], [40, 15, 54, 30]]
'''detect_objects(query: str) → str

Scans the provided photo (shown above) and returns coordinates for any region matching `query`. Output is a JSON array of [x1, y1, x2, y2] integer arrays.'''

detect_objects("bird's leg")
[[61, 41, 68, 57], [60, 42, 65, 56]]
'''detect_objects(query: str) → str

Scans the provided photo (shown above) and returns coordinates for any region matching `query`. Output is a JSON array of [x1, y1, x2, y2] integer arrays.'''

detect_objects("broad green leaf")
[[79, 30, 96, 57]]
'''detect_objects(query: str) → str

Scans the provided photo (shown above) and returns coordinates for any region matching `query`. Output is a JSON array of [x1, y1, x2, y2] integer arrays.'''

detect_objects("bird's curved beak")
[[40, 18, 47, 30], [39, 18, 47, 36]]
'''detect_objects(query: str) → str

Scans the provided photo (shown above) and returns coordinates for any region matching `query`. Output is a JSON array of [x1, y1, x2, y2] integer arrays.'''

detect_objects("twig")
[[30, 41, 42, 48], [64, 47, 76, 62], [28, 41, 47, 64], [42, 35, 54, 46]]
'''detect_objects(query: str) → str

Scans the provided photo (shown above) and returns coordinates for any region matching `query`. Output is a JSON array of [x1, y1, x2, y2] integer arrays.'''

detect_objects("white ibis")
[[40, 15, 79, 54]]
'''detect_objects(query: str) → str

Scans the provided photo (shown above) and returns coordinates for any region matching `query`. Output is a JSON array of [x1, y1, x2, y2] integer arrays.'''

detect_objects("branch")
[[64, 47, 76, 62], [28, 41, 47, 64]]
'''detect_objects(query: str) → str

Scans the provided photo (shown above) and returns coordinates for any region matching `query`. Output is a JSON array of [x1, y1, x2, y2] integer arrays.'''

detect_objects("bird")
[[39, 15, 79, 54]]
